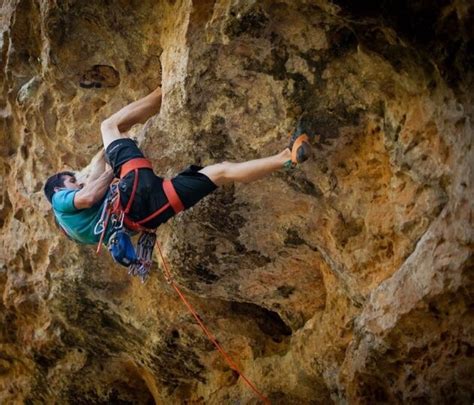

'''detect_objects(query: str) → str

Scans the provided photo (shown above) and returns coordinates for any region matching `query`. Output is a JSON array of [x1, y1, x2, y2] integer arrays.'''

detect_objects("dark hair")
[[44, 171, 75, 204]]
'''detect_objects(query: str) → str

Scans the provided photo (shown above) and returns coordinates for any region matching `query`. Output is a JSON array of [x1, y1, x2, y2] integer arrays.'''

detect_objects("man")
[[44, 85, 314, 248]]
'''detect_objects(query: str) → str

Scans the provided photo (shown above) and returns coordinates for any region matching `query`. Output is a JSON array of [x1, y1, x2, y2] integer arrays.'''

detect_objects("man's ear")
[[54, 186, 62, 193]]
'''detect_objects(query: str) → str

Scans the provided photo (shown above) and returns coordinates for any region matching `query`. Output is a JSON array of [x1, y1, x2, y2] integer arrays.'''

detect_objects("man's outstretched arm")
[[101, 87, 162, 149], [74, 168, 114, 209]]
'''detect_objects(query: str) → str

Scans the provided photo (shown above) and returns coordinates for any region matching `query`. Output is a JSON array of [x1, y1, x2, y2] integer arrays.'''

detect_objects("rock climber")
[[43, 85, 314, 275]]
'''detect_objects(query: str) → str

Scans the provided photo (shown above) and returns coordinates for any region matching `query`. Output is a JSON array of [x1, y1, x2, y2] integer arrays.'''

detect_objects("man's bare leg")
[[101, 86, 297, 186], [199, 149, 291, 186], [101, 87, 162, 150]]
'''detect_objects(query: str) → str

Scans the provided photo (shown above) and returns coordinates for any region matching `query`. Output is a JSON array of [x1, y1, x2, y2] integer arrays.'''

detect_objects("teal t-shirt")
[[52, 189, 111, 245]]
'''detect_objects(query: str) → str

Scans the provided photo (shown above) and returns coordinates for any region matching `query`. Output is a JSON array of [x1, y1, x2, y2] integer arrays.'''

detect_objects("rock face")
[[0, 0, 472, 403]]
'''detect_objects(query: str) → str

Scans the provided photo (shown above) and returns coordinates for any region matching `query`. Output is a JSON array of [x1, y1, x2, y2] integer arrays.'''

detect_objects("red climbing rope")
[[155, 240, 271, 405]]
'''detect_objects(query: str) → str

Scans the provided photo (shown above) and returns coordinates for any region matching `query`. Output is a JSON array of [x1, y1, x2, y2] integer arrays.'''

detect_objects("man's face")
[[57, 175, 83, 191]]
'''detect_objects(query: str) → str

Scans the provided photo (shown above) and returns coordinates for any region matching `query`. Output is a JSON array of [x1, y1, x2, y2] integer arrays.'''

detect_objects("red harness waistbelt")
[[120, 157, 153, 178]]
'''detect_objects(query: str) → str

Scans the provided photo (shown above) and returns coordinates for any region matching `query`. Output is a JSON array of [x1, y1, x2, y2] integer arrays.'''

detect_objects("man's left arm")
[[74, 168, 115, 209], [84, 149, 108, 184]]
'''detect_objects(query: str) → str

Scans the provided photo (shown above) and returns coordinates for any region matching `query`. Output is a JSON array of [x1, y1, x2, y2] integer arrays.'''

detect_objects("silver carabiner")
[[117, 211, 124, 229], [94, 220, 105, 235]]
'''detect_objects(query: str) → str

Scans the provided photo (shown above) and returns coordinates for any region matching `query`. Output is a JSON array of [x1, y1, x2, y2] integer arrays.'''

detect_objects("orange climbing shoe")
[[285, 115, 317, 167], [290, 134, 311, 164]]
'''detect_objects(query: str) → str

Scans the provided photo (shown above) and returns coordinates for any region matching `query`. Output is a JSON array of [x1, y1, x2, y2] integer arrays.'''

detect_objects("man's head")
[[43, 171, 82, 204]]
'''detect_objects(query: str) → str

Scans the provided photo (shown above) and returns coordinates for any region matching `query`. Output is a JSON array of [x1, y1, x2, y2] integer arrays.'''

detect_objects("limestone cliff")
[[0, 0, 472, 403]]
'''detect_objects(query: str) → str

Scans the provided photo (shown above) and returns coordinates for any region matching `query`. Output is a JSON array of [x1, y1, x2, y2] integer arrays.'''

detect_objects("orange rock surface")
[[0, 1, 472, 403]]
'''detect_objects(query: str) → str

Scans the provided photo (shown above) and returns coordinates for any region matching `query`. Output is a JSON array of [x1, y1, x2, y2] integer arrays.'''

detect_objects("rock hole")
[[33, 353, 55, 369], [225, 6, 269, 38], [79, 65, 120, 89], [329, 26, 358, 57], [429, 302, 441, 318], [20, 145, 29, 160], [15, 246, 33, 274], [276, 285, 295, 298], [283, 171, 323, 198], [14, 208, 25, 222], [194, 264, 219, 284], [284, 228, 305, 247], [0, 193, 13, 228], [33, 180, 43, 193], [230, 302, 292, 342]]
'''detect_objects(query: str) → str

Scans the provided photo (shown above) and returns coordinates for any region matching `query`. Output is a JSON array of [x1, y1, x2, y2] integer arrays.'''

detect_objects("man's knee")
[[100, 119, 126, 150], [216, 161, 234, 180], [199, 161, 233, 186]]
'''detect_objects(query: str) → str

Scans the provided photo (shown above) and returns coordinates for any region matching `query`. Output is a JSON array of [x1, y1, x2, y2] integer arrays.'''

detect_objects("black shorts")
[[105, 138, 217, 228]]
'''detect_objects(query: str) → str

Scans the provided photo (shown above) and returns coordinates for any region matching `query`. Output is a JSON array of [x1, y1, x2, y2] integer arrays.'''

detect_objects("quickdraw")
[[94, 182, 122, 253], [128, 231, 156, 282]]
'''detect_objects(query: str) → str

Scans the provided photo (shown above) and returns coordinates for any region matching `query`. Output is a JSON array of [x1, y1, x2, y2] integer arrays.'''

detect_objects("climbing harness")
[[95, 158, 184, 282], [95, 158, 270, 402]]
